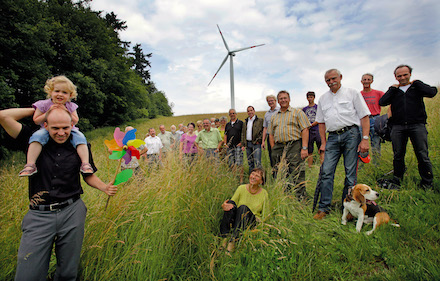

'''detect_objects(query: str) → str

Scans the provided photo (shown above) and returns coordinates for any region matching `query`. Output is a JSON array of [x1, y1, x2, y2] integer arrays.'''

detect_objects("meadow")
[[1, 96, 439, 280]]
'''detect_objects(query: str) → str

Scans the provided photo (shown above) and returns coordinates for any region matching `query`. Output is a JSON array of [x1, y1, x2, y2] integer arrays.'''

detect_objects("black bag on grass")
[[374, 114, 392, 142]]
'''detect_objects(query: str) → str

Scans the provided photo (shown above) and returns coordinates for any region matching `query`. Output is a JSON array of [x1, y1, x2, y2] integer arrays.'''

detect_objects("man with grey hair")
[[379, 64, 437, 189], [313, 69, 371, 220], [158, 124, 175, 153], [177, 123, 185, 137], [262, 94, 279, 168], [170, 124, 180, 148]]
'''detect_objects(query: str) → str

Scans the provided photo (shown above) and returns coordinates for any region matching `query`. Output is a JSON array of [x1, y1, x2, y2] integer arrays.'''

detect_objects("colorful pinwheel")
[[105, 127, 145, 165], [104, 127, 145, 209]]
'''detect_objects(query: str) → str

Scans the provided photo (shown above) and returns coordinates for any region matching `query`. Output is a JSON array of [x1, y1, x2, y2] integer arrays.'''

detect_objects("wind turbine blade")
[[217, 24, 230, 52], [231, 44, 265, 53], [208, 54, 229, 86]]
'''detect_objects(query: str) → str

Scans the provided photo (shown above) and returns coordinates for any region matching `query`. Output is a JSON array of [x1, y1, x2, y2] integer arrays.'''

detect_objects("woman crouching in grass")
[[220, 167, 269, 252]]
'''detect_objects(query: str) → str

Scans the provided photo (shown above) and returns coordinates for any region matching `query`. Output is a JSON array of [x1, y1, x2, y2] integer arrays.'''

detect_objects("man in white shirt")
[[313, 69, 371, 220], [144, 128, 163, 164]]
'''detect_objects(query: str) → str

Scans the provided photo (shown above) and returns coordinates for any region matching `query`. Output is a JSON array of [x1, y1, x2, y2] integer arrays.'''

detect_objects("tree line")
[[0, 0, 173, 158]]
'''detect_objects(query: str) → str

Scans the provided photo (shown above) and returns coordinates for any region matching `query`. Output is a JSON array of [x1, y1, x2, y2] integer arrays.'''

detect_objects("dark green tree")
[[0, 0, 173, 160], [130, 44, 152, 83]]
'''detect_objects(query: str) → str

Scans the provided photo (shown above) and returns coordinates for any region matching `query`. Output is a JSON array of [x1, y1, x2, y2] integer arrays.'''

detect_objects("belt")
[[276, 139, 297, 145], [329, 125, 357, 135], [30, 195, 80, 211]]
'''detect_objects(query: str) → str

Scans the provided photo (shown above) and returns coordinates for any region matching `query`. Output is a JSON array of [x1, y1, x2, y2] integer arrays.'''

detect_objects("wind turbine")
[[208, 24, 265, 109]]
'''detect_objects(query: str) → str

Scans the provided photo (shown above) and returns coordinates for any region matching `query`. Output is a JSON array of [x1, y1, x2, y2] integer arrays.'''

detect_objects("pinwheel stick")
[[104, 157, 123, 211]]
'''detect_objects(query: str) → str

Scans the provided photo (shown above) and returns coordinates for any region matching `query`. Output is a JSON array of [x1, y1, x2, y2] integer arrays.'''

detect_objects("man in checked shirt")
[[268, 90, 310, 200]]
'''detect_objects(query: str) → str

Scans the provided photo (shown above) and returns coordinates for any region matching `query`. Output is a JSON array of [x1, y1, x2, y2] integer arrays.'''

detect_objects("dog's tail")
[[390, 219, 400, 228]]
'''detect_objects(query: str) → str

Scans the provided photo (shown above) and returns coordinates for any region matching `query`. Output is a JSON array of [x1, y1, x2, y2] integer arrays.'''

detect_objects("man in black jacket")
[[379, 64, 437, 189], [241, 106, 264, 173]]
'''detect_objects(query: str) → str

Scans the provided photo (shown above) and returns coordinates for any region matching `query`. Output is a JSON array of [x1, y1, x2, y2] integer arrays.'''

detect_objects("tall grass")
[[1, 95, 439, 280]]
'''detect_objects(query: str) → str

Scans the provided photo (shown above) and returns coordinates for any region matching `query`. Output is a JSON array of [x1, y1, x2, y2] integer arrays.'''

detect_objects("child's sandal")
[[80, 163, 94, 175], [19, 164, 38, 177]]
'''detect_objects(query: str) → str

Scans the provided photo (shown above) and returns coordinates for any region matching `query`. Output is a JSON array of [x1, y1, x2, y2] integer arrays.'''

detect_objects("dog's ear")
[[353, 186, 366, 206]]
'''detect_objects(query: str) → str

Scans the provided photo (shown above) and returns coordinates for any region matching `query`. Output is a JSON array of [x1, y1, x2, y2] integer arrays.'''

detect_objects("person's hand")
[[300, 149, 308, 160], [50, 104, 67, 110], [104, 183, 117, 196], [241, 146, 245, 151], [261, 142, 266, 150], [319, 143, 326, 153], [358, 139, 369, 153], [222, 200, 234, 211]]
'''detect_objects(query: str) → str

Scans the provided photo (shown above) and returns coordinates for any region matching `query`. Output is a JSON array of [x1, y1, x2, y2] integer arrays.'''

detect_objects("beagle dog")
[[341, 184, 399, 235]]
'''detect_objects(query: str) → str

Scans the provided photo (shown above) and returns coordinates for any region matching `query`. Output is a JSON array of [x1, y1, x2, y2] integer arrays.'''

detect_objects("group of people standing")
[[0, 64, 437, 279]]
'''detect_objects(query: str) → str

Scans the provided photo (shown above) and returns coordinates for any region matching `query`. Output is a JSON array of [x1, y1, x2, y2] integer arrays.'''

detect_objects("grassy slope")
[[0, 95, 439, 280]]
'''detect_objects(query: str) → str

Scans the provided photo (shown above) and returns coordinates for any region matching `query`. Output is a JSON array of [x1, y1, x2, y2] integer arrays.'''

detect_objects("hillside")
[[0, 95, 439, 280]]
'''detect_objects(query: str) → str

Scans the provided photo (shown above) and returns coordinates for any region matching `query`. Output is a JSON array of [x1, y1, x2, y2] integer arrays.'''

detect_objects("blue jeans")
[[390, 123, 433, 185], [318, 126, 360, 212], [359, 115, 381, 157], [205, 148, 219, 160], [245, 141, 261, 172], [29, 128, 87, 147], [227, 147, 243, 166]]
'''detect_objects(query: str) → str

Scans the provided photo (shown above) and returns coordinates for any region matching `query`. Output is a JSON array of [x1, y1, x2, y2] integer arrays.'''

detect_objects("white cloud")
[[90, 0, 440, 116]]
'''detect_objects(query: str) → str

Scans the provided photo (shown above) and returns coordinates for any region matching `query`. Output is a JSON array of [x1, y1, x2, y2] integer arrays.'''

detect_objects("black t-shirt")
[[225, 120, 243, 147], [14, 125, 96, 204]]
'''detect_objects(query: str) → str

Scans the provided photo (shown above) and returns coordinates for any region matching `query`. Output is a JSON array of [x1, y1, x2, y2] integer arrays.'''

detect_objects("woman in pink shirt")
[[179, 122, 198, 164]]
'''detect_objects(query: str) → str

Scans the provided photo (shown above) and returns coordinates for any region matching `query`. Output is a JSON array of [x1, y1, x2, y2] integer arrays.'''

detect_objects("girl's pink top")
[[180, 133, 197, 154], [33, 99, 78, 128]]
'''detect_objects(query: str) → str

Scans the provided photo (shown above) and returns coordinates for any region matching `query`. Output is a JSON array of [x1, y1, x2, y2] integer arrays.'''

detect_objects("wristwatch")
[[302, 146, 308, 150], [362, 136, 369, 140]]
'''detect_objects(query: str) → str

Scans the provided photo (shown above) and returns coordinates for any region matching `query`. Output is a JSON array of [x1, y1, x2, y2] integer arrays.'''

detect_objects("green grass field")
[[1, 95, 439, 280]]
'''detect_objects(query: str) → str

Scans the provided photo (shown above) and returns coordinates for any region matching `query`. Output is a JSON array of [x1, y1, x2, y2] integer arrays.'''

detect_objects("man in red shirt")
[[361, 73, 384, 158]]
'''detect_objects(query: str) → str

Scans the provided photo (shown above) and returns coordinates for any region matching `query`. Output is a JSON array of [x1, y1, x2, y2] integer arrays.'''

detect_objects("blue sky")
[[90, 0, 440, 116]]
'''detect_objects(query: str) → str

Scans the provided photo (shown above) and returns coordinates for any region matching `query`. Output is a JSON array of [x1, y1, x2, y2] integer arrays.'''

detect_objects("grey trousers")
[[15, 199, 87, 281]]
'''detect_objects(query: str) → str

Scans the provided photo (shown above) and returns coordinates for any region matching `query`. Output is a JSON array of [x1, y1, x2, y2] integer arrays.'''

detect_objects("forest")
[[0, 0, 172, 157]]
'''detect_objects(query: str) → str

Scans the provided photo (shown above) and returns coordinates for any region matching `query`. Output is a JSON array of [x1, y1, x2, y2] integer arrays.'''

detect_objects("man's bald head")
[[46, 106, 72, 124], [44, 107, 73, 144]]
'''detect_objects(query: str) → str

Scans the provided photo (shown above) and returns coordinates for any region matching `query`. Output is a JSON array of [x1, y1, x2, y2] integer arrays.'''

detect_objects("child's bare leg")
[[19, 142, 42, 176], [77, 144, 93, 174]]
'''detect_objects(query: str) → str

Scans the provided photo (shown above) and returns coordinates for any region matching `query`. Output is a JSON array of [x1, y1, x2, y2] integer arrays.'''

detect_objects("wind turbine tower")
[[208, 25, 265, 109]]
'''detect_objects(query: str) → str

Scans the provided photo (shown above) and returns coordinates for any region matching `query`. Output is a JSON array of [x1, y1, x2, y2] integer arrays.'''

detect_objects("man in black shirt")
[[224, 109, 244, 182], [379, 65, 437, 189], [0, 107, 117, 281]]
